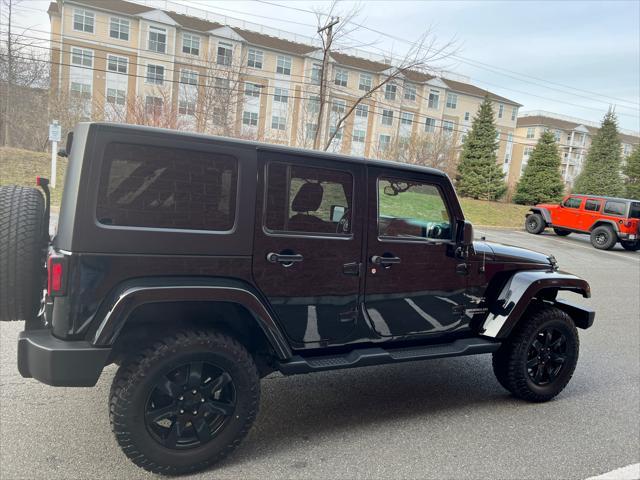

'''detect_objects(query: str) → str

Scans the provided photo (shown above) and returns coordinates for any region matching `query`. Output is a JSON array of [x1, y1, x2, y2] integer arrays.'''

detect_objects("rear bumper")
[[18, 329, 111, 387], [617, 232, 637, 241]]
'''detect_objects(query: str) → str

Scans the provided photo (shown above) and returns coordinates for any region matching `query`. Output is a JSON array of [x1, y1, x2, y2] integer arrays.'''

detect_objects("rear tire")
[[620, 240, 639, 252], [553, 228, 571, 237], [492, 305, 579, 402], [0, 185, 46, 321], [525, 214, 546, 234], [590, 225, 617, 250], [109, 329, 260, 476]]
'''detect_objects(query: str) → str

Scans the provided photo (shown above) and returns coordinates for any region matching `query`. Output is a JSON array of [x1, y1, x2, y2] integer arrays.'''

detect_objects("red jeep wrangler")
[[525, 195, 640, 251]]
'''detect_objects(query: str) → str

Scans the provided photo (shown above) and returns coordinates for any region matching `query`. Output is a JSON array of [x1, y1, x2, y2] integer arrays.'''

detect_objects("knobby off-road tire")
[[492, 305, 579, 402], [620, 240, 639, 252], [590, 225, 617, 250], [553, 228, 571, 237], [525, 214, 546, 234], [109, 329, 260, 476], [0, 185, 46, 321]]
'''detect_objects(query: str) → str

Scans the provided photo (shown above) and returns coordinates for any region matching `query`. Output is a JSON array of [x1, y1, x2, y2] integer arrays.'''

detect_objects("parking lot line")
[[585, 463, 640, 480]]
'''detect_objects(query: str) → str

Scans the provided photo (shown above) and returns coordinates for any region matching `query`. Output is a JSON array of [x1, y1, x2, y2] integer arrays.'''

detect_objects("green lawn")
[[0, 147, 529, 228]]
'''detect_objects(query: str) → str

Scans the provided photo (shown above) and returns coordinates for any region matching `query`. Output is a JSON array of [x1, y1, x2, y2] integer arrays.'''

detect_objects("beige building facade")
[[48, 0, 521, 164], [509, 111, 639, 192]]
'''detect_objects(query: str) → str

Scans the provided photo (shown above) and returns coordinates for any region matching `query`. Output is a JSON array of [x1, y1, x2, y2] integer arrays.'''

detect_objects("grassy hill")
[[0, 147, 529, 227]]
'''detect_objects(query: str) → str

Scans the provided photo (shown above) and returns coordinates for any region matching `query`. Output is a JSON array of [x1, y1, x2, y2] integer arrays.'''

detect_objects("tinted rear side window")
[[563, 197, 582, 209], [96, 143, 238, 231], [585, 199, 601, 212], [603, 201, 626, 216]]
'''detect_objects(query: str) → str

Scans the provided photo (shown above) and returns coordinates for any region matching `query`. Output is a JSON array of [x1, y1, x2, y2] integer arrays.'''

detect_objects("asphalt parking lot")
[[1, 228, 638, 480]]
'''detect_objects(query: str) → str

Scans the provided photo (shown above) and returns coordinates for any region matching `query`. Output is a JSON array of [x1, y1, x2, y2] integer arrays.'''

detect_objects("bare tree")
[[310, 2, 457, 151]]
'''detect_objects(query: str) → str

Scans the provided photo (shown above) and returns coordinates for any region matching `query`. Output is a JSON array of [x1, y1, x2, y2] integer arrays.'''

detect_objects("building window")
[[73, 8, 94, 33], [330, 125, 343, 140], [554, 129, 562, 142], [109, 17, 129, 40], [271, 115, 286, 130], [425, 117, 437, 133], [180, 69, 198, 85], [242, 111, 258, 126], [352, 129, 366, 143], [106, 88, 125, 106], [511, 106, 518, 121], [428, 89, 439, 109], [359, 73, 372, 91], [442, 120, 454, 135], [244, 82, 261, 97], [70, 81, 91, 98], [332, 99, 346, 114], [145, 96, 163, 116], [146, 64, 164, 85], [404, 83, 416, 101], [526, 127, 535, 139], [71, 47, 93, 67], [446, 93, 457, 109], [247, 48, 263, 69], [400, 112, 414, 125], [381, 109, 394, 126], [334, 68, 348, 87], [182, 33, 200, 56], [498, 103, 504, 118], [148, 26, 166, 53], [214, 77, 229, 95], [305, 123, 318, 141], [307, 96, 320, 114], [178, 99, 196, 116], [355, 104, 368, 118], [217, 43, 233, 66], [379, 134, 391, 151], [523, 146, 534, 158], [464, 112, 470, 121], [311, 63, 322, 84], [274, 87, 288, 103], [107, 55, 127, 74], [385, 83, 397, 101], [276, 55, 292, 75]]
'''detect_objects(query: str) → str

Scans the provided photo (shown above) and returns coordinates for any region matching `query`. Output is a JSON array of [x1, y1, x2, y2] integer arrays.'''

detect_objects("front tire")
[[525, 213, 546, 234], [620, 240, 639, 252], [553, 228, 571, 237], [109, 330, 260, 475], [492, 305, 579, 402], [590, 225, 617, 250]]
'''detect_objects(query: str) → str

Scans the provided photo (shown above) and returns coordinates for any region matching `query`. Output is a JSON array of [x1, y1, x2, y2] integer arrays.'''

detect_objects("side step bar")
[[277, 338, 501, 375]]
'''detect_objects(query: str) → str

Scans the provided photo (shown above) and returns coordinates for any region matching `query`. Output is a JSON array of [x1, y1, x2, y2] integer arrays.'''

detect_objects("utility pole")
[[313, 16, 339, 150]]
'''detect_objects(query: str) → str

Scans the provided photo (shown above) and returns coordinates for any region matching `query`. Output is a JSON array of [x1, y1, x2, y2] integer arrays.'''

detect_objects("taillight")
[[47, 254, 68, 297]]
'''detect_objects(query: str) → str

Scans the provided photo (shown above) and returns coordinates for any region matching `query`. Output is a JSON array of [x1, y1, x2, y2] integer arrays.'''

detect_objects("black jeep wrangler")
[[0, 123, 594, 475]]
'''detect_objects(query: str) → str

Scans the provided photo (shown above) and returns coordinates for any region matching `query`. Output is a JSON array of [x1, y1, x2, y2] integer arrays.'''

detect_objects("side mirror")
[[459, 220, 474, 246], [330, 205, 346, 222]]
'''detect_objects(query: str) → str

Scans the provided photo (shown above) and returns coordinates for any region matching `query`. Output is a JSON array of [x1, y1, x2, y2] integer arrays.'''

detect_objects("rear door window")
[[585, 199, 601, 212], [603, 201, 626, 216], [96, 143, 238, 231], [563, 197, 582, 209]]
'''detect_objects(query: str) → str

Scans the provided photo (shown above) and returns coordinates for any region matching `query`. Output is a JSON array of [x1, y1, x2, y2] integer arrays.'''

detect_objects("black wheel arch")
[[589, 219, 620, 233], [89, 276, 292, 362], [527, 207, 551, 225]]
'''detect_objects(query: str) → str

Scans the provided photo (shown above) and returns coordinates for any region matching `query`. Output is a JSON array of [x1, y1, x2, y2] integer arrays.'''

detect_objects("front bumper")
[[18, 329, 111, 387]]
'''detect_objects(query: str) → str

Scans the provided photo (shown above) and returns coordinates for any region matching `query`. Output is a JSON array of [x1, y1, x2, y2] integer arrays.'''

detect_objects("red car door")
[[552, 196, 584, 229]]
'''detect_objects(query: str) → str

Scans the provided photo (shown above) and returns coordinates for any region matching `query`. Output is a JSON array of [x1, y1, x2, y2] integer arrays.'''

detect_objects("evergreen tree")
[[572, 111, 624, 196], [456, 95, 506, 200], [623, 146, 640, 199], [513, 130, 565, 205]]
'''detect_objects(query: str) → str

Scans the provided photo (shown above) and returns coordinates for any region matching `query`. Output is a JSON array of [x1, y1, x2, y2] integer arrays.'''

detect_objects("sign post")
[[48, 121, 61, 188]]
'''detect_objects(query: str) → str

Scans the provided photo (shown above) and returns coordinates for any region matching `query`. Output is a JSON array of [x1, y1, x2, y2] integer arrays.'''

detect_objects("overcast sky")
[[9, 0, 640, 131]]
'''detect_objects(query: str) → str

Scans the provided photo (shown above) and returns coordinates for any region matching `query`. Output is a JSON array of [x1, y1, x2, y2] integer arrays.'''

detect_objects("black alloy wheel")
[[145, 361, 236, 449], [525, 327, 567, 386]]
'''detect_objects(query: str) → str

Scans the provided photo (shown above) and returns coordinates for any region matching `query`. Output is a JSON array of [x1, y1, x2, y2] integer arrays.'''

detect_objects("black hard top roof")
[[87, 122, 449, 179], [568, 193, 640, 204]]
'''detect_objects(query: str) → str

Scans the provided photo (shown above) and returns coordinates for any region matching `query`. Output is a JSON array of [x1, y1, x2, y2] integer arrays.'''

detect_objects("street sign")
[[49, 122, 62, 143]]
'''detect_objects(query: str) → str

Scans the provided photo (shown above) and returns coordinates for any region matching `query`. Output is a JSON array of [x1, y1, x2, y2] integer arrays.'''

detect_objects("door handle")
[[456, 263, 469, 276], [371, 255, 401, 266], [266, 252, 304, 265]]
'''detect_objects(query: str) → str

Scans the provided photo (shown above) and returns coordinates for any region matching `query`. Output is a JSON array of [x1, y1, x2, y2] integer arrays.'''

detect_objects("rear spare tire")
[[0, 185, 46, 321]]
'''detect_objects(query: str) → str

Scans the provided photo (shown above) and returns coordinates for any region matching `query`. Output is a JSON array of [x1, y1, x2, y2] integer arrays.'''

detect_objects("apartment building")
[[509, 111, 639, 191], [47, 0, 521, 163]]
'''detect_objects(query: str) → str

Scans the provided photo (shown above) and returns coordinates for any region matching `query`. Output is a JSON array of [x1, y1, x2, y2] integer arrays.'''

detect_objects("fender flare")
[[481, 270, 592, 339], [528, 207, 551, 224], [88, 277, 292, 360], [589, 219, 620, 232]]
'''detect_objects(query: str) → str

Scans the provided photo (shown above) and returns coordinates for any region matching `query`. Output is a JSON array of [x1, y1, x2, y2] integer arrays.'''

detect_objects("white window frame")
[[404, 83, 416, 101], [511, 106, 518, 121], [274, 87, 288, 103], [378, 134, 391, 150], [244, 82, 261, 98], [276, 55, 292, 75], [217, 42, 233, 66], [526, 127, 535, 139], [334, 68, 348, 87], [247, 48, 264, 69], [498, 103, 504, 118], [182, 33, 200, 56], [242, 111, 258, 126], [73, 8, 94, 33], [446, 93, 457, 109], [271, 115, 286, 131], [400, 111, 414, 125], [384, 83, 397, 101], [352, 129, 366, 143], [106, 87, 126, 106], [180, 69, 198, 85], [145, 64, 165, 85], [311, 63, 322, 85], [107, 54, 127, 74], [355, 104, 369, 118], [359, 73, 372, 91], [381, 109, 394, 126], [145, 95, 163, 116], [464, 112, 470, 121], [425, 117, 437, 133], [178, 98, 196, 116], [109, 17, 129, 41], [70, 81, 91, 97], [148, 25, 167, 53], [332, 99, 346, 114], [71, 47, 93, 67], [428, 89, 440, 109], [442, 120, 455, 135], [307, 96, 320, 114]]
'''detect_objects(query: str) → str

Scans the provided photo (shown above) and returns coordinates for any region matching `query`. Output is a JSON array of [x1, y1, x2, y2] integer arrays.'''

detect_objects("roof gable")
[[137, 9, 180, 26], [209, 26, 245, 42]]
